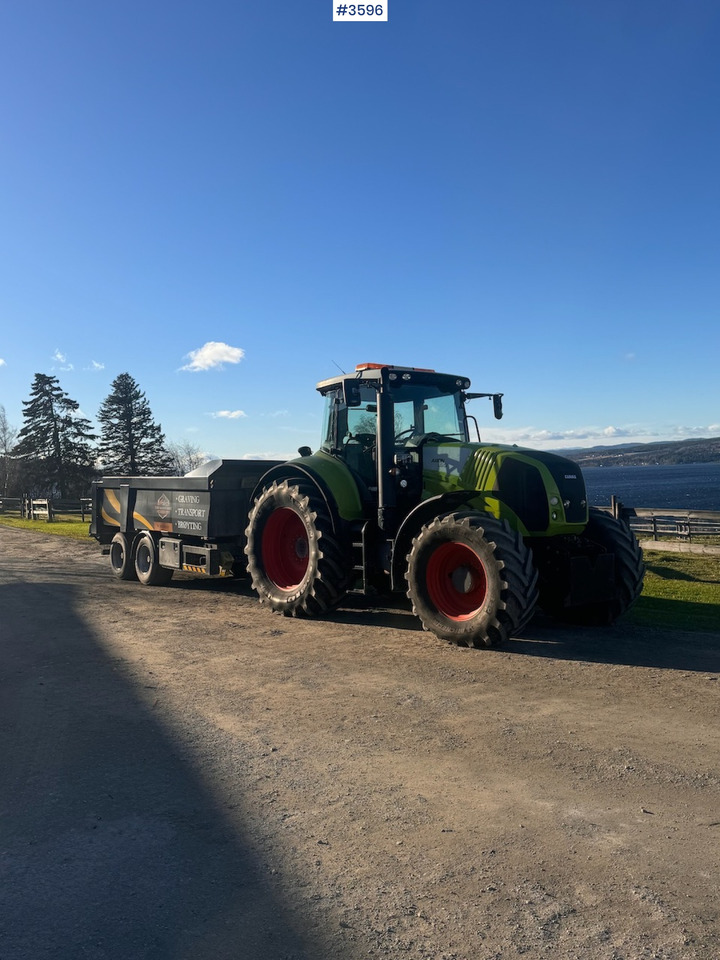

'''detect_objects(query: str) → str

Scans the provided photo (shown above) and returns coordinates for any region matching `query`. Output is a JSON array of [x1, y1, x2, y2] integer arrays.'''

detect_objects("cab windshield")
[[390, 383, 467, 443], [320, 380, 467, 453]]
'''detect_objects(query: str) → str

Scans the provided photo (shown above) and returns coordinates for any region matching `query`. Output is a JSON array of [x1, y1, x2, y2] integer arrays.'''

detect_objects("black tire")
[[405, 511, 539, 648], [244, 479, 351, 617], [134, 533, 173, 586], [537, 508, 644, 625], [109, 532, 137, 581]]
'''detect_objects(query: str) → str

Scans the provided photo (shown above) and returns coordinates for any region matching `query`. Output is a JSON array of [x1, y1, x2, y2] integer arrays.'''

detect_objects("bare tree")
[[0, 404, 18, 496], [165, 439, 212, 476]]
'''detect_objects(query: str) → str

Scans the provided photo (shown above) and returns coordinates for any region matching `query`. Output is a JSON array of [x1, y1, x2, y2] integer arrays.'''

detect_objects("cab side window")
[[393, 400, 415, 440]]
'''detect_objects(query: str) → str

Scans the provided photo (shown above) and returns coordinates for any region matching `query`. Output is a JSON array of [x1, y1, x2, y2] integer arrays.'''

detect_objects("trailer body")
[[91, 458, 282, 577]]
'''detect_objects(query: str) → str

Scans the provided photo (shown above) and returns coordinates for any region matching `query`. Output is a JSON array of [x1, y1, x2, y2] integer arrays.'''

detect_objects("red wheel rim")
[[262, 508, 309, 590], [426, 542, 487, 619]]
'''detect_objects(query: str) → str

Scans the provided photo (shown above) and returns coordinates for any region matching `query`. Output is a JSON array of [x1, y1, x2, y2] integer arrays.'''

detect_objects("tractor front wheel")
[[245, 479, 350, 618], [406, 511, 538, 648]]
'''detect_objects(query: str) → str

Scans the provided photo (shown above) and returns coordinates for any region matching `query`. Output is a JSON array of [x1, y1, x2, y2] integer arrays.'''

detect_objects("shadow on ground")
[[0, 580, 326, 960], [505, 610, 719, 673], [123, 562, 720, 674], [330, 593, 720, 673]]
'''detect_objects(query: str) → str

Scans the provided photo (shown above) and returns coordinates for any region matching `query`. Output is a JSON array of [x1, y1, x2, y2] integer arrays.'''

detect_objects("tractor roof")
[[316, 363, 471, 395]]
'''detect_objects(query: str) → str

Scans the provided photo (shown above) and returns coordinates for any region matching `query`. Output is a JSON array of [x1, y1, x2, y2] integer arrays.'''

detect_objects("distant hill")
[[556, 436, 720, 467]]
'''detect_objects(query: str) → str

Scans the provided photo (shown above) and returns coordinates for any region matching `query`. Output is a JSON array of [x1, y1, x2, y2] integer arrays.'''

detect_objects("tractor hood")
[[419, 441, 588, 536]]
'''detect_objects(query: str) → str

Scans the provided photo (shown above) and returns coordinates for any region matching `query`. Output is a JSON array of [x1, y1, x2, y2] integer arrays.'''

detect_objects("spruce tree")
[[14, 374, 97, 497], [98, 373, 173, 475]]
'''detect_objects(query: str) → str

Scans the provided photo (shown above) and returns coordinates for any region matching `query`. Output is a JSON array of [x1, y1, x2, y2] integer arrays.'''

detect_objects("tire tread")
[[406, 511, 538, 648], [245, 480, 351, 618]]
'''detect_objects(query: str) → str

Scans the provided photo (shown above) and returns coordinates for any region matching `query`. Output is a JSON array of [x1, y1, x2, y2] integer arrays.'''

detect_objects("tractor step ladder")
[[351, 521, 371, 593]]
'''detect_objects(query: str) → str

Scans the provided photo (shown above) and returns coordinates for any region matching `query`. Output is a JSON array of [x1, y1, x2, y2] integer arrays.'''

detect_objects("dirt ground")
[[1, 526, 719, 960]]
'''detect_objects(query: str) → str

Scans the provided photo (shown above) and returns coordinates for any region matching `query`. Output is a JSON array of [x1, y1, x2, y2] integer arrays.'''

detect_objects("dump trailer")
[[90, 459, 283, 583], [91, 363, 644, 647]]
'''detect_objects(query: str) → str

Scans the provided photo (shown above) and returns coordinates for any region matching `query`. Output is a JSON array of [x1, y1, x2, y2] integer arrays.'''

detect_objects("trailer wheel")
[[406, 511, 538, 648], [134, 533, 173, 586], [245, 479, 350, 617], [109, 532, 137, 581], [537, 508, 644, 625]]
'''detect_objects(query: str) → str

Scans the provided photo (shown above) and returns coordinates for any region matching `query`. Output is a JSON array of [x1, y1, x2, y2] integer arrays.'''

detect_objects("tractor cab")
[[319, 362, 469, 456], [316, 363, 486, 527]]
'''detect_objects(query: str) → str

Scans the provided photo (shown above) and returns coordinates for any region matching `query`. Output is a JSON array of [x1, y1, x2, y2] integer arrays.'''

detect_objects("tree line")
[[1, 372, 207, 499]]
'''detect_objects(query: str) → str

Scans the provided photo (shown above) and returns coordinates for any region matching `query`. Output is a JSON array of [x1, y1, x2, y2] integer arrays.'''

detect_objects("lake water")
[[581, 462, 720, 511]]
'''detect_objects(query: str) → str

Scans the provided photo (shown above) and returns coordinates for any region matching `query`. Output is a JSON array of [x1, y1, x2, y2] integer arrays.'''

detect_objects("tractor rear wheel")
[[245, 479, 350, 618], [537, 508, 644, 625], [406, 511, 538, 648]]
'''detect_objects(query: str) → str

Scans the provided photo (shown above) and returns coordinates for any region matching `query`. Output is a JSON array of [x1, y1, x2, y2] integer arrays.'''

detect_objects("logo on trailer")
[[156, 494, 171, 519]]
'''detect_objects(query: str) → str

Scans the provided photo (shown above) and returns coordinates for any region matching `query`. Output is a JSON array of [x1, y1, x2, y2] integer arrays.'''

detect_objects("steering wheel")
[[421, 432, 458, 444], [349, 432, 377, 450], [399, 431, 458, 448], [394, 427, 416, 443]]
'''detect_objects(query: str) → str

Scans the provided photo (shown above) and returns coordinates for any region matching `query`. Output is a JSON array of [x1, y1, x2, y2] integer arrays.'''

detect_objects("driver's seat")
[[342, 434, 376, 485]]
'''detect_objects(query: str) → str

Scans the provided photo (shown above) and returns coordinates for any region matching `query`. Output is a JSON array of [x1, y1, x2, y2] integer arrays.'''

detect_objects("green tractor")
[[245, 363, 644, 646]]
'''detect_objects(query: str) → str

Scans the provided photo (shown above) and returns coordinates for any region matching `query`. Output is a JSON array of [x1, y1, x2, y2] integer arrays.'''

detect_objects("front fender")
[[390, 491, 486, 590]]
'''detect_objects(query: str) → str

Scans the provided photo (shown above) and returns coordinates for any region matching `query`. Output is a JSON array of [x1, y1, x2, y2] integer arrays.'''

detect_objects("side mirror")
[[298, 446, 312, 458], [463, 391, 504, 419], [342, 380, 362, 407]]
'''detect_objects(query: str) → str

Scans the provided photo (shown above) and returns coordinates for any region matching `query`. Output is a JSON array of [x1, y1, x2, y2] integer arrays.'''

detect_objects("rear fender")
[[250, 456, 363, 534]]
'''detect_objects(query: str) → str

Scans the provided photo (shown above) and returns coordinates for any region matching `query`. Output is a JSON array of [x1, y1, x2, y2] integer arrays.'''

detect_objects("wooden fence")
[[602, 497, 720, 555], [0, 496, 92, 522]]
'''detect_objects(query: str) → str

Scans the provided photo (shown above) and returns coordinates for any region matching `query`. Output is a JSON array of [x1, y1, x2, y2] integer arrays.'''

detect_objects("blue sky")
[[1, 0, 719, 460]]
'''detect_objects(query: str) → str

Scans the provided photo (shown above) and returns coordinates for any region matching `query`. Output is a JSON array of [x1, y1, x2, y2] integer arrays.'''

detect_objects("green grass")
[[0, 514, 93, 541], [631, 550, 720, 632]]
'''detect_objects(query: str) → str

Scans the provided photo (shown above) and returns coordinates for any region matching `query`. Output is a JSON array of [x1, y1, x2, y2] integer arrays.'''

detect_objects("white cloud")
[[52, 349, 74, 371], [181, 341, 245, 372], [0, 358, 6, 367], [87, 360, 105, 371], [475, 419, 720, 449], [670, 424, 720, 438], [478, 424, 659, 449], [210, 409, 247, 420]]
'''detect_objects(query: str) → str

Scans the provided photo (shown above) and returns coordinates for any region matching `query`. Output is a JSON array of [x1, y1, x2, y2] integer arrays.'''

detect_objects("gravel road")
[[1, 526, 719, 960]]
